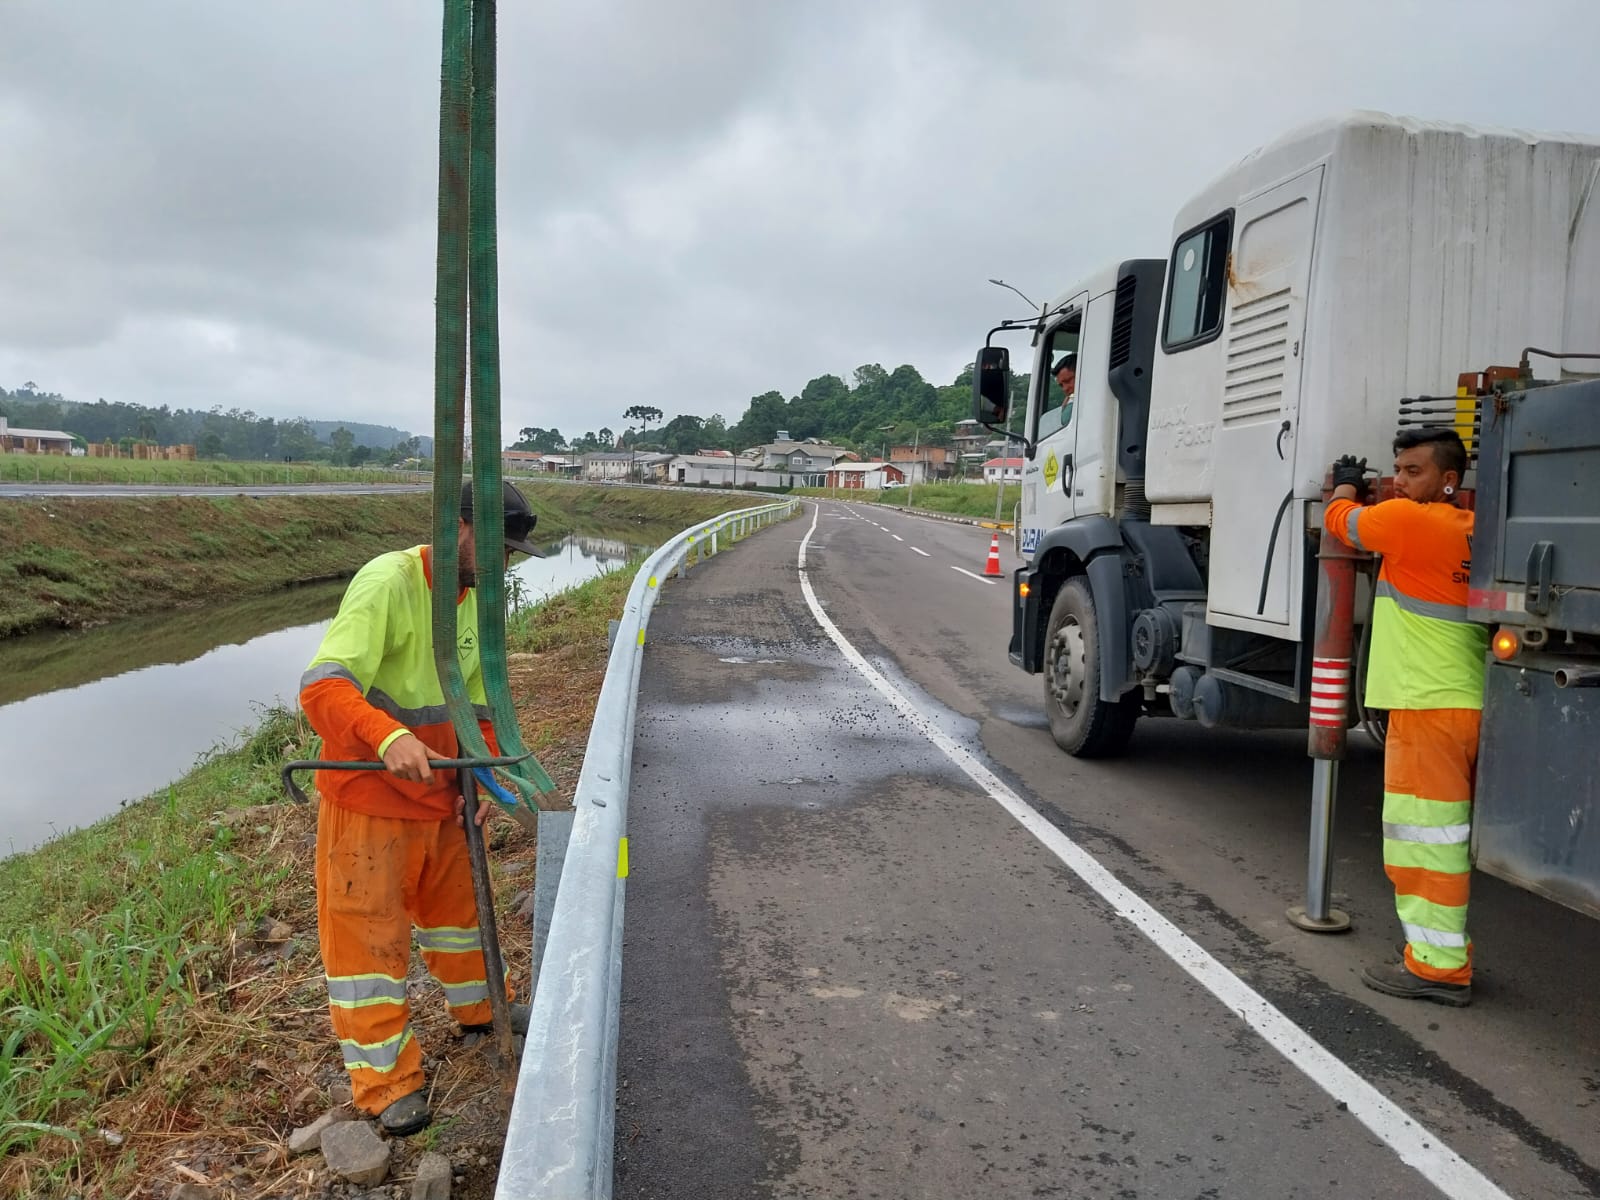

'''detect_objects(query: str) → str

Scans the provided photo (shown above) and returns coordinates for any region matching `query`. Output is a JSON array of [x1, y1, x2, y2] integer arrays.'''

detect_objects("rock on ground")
[[320, 1120, 390, 1187], [412, 1151, 453, 1200], [169, 1184, 219, 1200], [288, 1105, 356, 1155]]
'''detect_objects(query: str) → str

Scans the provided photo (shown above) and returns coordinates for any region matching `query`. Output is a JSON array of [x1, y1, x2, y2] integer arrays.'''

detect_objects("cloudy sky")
[[3, 1, 1598, 443]]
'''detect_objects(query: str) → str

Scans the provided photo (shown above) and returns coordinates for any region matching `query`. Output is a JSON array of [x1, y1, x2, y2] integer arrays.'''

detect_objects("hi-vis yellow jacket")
[[1325, 498, 1488, 712], [299, 545, 498, 820]]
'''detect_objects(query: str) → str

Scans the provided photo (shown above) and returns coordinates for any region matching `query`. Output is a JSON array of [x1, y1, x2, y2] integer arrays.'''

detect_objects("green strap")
[[430, 0, 553, 807], [468, 0, 553, 799]]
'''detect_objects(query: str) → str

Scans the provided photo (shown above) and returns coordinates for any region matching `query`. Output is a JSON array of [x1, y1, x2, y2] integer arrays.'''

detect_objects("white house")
[[582, 452, 635, 481], [669, 455, 790, 488], [982, 456, 1024, 483]]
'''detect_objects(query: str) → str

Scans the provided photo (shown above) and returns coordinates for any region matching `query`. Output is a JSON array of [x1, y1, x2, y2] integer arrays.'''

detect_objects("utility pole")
[[907, 426, 919, 508]]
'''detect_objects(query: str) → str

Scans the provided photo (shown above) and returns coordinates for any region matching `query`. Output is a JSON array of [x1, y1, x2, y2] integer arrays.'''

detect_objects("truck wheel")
[[1043, 577, 1139, 758]]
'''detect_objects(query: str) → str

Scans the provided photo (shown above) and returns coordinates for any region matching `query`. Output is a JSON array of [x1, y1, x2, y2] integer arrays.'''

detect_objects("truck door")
[[1206, 166, 1323, 633], [1023, 298, 1088, 551]]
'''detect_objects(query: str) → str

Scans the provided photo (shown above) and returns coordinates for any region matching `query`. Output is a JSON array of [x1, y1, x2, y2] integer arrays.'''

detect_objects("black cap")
[[460, 480, 544, 557]]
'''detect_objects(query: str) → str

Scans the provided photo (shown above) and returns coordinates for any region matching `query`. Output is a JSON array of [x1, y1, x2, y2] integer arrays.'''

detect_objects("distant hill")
[[305, 420, 433, 455]]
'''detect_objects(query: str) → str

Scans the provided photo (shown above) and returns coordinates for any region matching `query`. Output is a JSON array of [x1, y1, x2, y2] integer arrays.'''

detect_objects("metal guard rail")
[[496, 498, 800, 1198]]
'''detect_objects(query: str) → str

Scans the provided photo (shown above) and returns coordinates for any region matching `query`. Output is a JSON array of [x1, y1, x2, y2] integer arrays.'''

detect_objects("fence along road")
[[495, 499, 799, 1199]]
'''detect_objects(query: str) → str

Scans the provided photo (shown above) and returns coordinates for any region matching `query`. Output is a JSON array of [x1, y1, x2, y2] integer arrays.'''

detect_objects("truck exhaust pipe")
[[1287, 507, 1361, 934], [1554, 667, 1600, 689]]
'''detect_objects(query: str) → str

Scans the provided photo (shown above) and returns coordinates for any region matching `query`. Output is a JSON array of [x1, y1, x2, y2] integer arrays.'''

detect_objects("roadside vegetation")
[[0, 483, 739, 637], [794, 480, 1020, 521], [0, 456, 428, 486], [0, 559, 642, 1199]]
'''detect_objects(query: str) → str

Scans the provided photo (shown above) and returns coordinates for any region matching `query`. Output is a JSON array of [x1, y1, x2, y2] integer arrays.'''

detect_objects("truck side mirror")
[[973, 346, 1011, 425]]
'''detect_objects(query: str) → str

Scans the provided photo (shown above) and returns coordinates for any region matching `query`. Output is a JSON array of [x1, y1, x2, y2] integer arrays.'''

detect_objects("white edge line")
[[911, 547, 931, 557], [950, 565, 997, 585], [794, 503, 1508, 1200]]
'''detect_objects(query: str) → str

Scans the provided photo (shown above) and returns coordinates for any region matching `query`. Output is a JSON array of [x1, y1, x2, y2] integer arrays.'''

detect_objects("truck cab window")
[[1164, 212, 1232, 349], [1035, 312, 1082, 441]]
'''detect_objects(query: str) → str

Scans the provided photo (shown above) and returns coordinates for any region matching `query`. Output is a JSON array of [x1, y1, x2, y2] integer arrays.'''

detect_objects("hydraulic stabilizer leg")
[[1288, 516, 1358, 934]]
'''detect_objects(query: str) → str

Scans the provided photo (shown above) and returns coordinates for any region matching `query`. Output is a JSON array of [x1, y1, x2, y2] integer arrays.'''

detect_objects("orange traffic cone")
[[983, 532, 1003, 577]]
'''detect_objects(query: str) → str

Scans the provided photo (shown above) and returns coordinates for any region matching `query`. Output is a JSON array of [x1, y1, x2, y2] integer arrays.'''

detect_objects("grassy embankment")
[[0, 456, 430, 486], [0, 480, 742, 637], [0, 488, 765, 1198], [793, 480, 1020, 521]]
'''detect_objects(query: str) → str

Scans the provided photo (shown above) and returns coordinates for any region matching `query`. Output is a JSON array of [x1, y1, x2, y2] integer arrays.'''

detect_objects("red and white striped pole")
[[1288, 483, 1360, 933]]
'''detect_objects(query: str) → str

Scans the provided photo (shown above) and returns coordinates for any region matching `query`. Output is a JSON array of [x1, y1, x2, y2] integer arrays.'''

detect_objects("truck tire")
[[1043, 576, 1139, 758]]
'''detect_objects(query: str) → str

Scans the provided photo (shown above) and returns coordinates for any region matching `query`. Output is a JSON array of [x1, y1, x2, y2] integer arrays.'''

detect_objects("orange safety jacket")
[[299, 545, 499, 821], [1324, 497, 1487, 711]]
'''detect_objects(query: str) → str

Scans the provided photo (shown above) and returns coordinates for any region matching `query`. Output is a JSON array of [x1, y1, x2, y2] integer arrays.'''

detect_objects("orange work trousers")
[[315, 799, 512, 1114], [1382, 709, 1480, 986]]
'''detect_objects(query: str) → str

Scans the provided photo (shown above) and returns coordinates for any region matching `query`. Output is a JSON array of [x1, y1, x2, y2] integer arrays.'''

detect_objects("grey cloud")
[[2, 1, 1598, 439]]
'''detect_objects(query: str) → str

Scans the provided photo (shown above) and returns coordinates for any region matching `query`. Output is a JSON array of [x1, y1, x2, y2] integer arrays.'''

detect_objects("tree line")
[[0, 384, 426, 466], [512, 362, 1033, 458]]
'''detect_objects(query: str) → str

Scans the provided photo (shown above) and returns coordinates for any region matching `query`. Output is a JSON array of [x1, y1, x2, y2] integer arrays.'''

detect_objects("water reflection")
[[0, 534, 639, 857]]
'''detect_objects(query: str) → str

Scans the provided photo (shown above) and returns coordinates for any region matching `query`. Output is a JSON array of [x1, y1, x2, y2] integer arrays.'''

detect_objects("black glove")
[[1330, 455, 1369, 493]]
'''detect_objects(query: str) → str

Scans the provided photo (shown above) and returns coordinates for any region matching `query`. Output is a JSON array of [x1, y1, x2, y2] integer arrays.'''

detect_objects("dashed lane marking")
[[950, 566, 997, 585], [795, 503, 1509, 1200], [911, 547, 930, 557]]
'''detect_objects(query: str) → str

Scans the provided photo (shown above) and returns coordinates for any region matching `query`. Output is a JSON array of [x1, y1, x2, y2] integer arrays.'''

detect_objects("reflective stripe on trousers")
[[1382, 709, 1480, 984], [316, 799, 515, 1114]]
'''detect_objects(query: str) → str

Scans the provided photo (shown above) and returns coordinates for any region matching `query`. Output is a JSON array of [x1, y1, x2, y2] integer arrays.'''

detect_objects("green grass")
[[0, 707, 316, 1166], [0, 455, 428, 486], [794, 480, 1020, 520]]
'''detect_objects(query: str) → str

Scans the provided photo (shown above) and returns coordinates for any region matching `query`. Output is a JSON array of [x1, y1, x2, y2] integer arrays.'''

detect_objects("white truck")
[[973, 112, 1600, 922]]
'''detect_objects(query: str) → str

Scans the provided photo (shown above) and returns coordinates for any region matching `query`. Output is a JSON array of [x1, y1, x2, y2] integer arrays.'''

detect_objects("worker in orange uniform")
[[299, 480, 543, 1134], [1325, 429, 1487, 1007]]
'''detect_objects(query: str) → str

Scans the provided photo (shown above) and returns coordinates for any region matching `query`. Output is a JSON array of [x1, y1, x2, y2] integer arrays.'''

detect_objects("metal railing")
[[496, 499, 800, 1199]]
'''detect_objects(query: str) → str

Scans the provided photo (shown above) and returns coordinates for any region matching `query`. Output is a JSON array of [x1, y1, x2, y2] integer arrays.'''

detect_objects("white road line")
[[950, 566, 997, 585], [911, 546, 930, 557], [795, 504, 1508, 1200], [892, 534, 904, 542]]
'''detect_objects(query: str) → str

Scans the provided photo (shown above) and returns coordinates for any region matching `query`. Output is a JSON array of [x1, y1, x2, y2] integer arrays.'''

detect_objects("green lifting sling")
[[429, 0, 555, 807]]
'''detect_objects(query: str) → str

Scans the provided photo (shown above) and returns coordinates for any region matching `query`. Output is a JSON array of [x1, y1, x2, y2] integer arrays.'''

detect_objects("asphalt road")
[[614, 499, 1600, 1199], [0, 482, 430, 498]]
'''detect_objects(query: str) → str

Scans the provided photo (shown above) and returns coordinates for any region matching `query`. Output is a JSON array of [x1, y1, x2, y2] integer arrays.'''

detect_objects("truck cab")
[[978, 112, 1600, 760]]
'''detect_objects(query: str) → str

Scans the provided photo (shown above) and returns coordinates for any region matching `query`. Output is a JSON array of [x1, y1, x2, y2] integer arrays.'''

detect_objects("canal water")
[[0, 534, 639, 858]]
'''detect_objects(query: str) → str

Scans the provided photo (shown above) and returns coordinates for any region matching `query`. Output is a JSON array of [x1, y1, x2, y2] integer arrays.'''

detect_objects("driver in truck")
[[1053, 354, 1077, 423], [1324, 429, 1487, 1007]]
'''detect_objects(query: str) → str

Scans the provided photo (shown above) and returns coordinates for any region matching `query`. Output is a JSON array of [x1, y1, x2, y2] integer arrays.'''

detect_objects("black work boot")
[[1361, 961, 1472, 1008], [378, 1090, 432, 1136], [460, 1001, 531, 1048]]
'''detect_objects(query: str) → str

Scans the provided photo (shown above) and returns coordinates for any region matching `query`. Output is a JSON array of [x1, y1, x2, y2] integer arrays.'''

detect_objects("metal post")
[[461, 770, 518, 1066], [1288, 509, 1359, 933]]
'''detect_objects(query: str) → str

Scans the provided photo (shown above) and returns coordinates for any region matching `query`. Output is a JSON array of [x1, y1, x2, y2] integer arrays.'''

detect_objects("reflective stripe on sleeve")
[[1345, 508, 1366, 552], [301, 661, 363, 691]]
